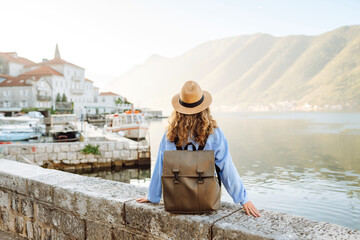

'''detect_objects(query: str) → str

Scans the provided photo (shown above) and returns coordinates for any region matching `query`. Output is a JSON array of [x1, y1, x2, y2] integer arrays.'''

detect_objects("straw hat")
[[172, 81, 212, 114]]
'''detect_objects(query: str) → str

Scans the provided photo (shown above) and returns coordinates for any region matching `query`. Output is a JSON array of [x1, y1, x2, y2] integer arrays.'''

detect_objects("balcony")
[[37, 95, 52, 101], [55, 102, 72, 110], [72, 76, 81, 82], [71, 89, 84, 95]]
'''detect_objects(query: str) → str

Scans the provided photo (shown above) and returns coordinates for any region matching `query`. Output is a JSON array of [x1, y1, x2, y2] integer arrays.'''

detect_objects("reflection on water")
[[76, 166, 151, 187]]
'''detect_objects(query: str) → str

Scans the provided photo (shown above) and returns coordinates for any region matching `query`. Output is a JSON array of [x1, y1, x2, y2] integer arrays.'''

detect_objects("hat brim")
[[171, 90, 212, 114]]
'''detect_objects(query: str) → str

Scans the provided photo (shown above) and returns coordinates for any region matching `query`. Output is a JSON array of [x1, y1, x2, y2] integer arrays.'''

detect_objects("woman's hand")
[[242, 201, 261, 217], [136, 197, 150, 203]]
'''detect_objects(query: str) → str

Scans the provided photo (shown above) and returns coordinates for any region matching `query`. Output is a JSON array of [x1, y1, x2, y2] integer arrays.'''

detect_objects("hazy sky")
[[1, 0, 359, 82]]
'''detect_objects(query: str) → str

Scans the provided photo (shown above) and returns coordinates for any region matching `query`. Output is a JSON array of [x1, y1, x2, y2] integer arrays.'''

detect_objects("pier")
[[0, 159, 359, 239], [0, 139, 150, 172]]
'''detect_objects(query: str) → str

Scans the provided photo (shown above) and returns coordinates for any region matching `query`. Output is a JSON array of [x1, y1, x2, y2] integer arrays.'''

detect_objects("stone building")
[[0, 74, 52, 112], [0, 45, 130, 116]]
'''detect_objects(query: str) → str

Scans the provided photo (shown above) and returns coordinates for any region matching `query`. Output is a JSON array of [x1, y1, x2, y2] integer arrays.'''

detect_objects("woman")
[[136, 81, 261, 218]]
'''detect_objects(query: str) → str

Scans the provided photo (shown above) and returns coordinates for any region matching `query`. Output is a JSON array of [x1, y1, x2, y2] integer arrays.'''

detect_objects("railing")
[[71, 76, 81, 82], [55, 102, 72, 110], [71, 89, 84, 95], [37, 95, 51, 101]]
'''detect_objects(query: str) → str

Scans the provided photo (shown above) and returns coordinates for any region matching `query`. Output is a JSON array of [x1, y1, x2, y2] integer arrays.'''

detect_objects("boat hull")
[[0, 132, 40, 141]]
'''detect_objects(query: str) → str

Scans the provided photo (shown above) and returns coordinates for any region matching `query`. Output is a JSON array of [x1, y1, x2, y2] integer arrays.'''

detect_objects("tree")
[[61, 93, 67, 102], [56, 93, 61, 102], [114, 97, 124, 105]]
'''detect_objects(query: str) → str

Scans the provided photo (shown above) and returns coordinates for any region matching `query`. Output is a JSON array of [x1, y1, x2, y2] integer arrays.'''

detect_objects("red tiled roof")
[[85, 78, 93, 82], [99, 91, 120, 96], [26, 58, 84, 69], [0, 76, 34, 87], [20, 66, 63, 76], [0, 52, 35, 65]]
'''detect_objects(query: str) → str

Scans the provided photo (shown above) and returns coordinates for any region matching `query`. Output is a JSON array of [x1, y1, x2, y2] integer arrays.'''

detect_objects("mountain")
[[108, 25, 360, 112]]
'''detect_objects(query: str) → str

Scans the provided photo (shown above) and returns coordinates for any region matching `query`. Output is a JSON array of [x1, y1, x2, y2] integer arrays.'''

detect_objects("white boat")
[[104, 111, 149, 140], [48, 114, 81, 142], [0, 117, 42, 141]]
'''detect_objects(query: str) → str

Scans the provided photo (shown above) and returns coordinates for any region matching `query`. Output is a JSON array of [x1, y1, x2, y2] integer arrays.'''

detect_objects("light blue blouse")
[[146, 126, 250, 205]]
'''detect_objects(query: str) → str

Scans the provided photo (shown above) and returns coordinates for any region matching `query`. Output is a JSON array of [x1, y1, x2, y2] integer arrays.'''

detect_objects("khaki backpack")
[[161, 138, 222, 213]]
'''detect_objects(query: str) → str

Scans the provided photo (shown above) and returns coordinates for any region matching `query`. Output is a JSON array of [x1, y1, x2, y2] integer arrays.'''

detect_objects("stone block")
[[0, 208, 15, 232], [48, 153, 58, 161], [86, 220, 112, 240], [25, 220, 34, 239], [130, 150, 138, 159], [28, 179, 53, 203], [21, 146, 32, 154], [115, 142, 123, 150], [20, 197, 34, 218], [46, 145, 54, 153], [0, 174, 28, 195], [72, 159, 80, 164], [70, 144, 78, 152], [123, 142, 130, 149], [0, 189, 9, 208], [120, 150, 130, 159], [86, 153, 95, 159], [89, 158, 97, 163], [107, 142, 115, 151], [53, 145, 60, 153], [212, 208, 360, 240], [37, 145, 46, 153], [67, 152, 77, 161], [60, 144, 70, 152], [78, 152, 87, 159], [99, 144, 107, 151], [35, 153, 47, 165], [112, 227, 158, 240], [15, 216, 25, 234], [113, 150, 120, 159], [36, 202, 85, 239], [103, 151, 112, 158], [124, 201, 242, 240], [9, 146, 21, 155], [57, 152, 67, 160], [33, 222, 42, 240], [80, 158, 89, 163]]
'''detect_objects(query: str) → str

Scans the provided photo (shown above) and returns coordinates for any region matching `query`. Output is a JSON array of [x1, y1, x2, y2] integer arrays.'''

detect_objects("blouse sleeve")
[[146, 132, 166, 203], [213, 127, 250, 205]]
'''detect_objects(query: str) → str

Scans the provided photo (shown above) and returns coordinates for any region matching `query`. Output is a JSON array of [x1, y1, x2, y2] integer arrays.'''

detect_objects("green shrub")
[[79, 144, 101, 155]]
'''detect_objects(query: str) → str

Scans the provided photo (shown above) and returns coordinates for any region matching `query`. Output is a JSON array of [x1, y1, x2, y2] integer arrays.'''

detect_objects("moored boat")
[[104, 111, 149, 140], [0, 117, 42, 141]]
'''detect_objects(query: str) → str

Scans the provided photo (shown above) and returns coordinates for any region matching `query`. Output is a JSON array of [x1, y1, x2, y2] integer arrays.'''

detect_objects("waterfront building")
[[85, 91, 131, 114], [0, 45, 129, 116], [0, 74, 52, 114]]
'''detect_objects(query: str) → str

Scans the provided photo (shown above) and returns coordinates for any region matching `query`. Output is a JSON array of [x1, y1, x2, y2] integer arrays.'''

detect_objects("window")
[[20, 101, 27, 108], [102, 97, 105, 102]]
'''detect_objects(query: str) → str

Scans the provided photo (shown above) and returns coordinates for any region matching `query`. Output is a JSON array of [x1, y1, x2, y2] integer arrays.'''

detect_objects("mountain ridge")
[[109, 25, 360, 111]]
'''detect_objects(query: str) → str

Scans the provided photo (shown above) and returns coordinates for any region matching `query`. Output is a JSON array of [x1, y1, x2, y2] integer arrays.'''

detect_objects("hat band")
[[179, 94, 204, 108]]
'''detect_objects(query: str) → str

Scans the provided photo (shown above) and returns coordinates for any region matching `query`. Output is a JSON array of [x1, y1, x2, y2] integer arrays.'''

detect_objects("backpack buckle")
[[196, 171, 204, 184], [173, 171, 181, 184]]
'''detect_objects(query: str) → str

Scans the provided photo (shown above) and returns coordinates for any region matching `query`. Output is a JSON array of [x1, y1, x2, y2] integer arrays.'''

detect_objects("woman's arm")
[[213, 127, 260, 217], [136, 132, 166, 203], [213, 127, 249, 205]]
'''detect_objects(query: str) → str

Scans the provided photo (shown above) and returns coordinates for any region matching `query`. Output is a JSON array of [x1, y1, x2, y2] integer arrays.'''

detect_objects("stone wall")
[[0, 141, 150, 171], [0, 159, 359, 240]]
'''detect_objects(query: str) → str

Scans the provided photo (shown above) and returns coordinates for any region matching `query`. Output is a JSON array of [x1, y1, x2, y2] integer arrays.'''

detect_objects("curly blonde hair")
[[166, 107, 218, 147]]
